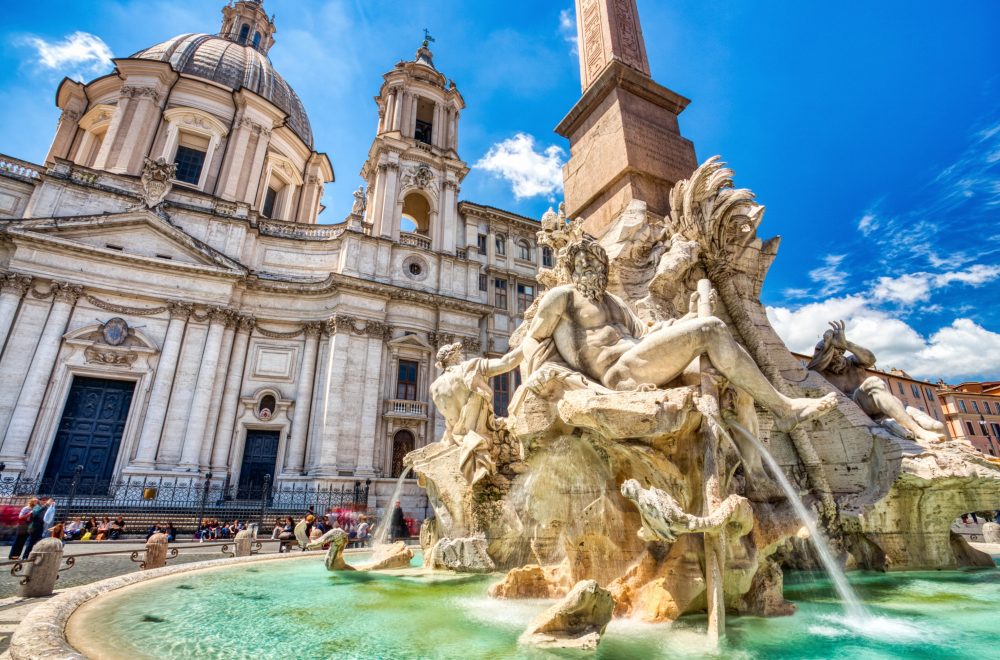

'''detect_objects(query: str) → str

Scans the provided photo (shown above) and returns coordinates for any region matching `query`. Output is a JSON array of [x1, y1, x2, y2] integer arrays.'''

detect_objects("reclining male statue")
[[521, 235, 837, 432], [808, 320, 945, 443]]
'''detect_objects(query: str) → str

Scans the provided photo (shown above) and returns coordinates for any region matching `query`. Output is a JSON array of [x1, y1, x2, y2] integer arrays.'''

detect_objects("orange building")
[[936, 382, 1000, 456]]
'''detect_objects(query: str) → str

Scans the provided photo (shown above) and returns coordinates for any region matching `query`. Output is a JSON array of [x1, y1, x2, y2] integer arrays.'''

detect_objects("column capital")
[[206, 306, 231, 324], [53, 283, 83, 304], [237, 314, 256, 333], [167, 301, 194, 319], [303, 321, 324, 338], [1, 273, 32, 296]]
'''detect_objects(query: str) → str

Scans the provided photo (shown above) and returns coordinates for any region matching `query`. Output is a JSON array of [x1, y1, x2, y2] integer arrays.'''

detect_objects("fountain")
[[372, 466, 412, 548], [14, 156, 1000, 660]]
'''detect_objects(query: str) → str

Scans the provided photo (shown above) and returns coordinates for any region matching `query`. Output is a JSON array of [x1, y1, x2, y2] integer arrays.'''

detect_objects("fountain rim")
[[8, 550, 338, 660]]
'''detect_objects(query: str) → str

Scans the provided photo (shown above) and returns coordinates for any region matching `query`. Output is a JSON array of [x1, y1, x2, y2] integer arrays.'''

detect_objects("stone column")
[[354, 325, 388, 476], [218, 116, 253, 201], [440, 181, 458, 255], [377, 164, 399, 239], [199, 319, 236, 468], [408, 95, 419, 138], [93, 95, 131, 171], [47, 108, 83, 164], [211, 316, 254, 473], [3, 284, 82, 458], [432, 103, 443, 148], [313, 320, 351, 476], [284, 322, 321, 475], [178, 308, 229, 470], [158, 313, 210, 465], [304, 321, 334, 473], [18, 538, 64, 598], [0, 274, 31, 353], [132, 303, 192, 468]]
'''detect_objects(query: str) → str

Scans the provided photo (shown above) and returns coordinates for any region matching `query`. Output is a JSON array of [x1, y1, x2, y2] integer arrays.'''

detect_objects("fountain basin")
[[20, 553, 1000, 659]]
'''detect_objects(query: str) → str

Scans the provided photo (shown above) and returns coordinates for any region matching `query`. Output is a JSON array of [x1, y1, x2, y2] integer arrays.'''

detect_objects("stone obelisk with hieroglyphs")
[[557, 0, 698, 237]]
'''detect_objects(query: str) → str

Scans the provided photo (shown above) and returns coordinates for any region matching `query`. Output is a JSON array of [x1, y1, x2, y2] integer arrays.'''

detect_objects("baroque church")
[[0, 0, 546, 508]]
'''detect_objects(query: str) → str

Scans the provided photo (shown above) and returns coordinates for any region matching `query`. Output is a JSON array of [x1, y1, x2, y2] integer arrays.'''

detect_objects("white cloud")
[[856, 211, 879, 236], [873, 264, 1000, 305], [474, 133, 565, 200], [808, 254, 848, 296], [559, 8, 579, 56], [26, 32, 113, 79], [767, 296, 1000, 380]]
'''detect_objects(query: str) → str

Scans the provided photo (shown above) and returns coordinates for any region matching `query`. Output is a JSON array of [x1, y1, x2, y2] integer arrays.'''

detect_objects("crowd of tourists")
[[7, 500, 134, 559], [193, 519, 249, 541], [270, 506, 376, 551]]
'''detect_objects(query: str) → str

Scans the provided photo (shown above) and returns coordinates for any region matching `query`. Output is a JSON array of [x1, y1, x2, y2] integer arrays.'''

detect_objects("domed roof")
[[131, 33, 313, 148]]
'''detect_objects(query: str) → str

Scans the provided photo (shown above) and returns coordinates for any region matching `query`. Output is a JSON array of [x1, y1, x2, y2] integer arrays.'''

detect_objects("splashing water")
[[372, 466, 412, 547], [728, 421, 869, 622]]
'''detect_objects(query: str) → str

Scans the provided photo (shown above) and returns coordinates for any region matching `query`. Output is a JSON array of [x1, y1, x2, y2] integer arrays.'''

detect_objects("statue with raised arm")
[[430, 341, 523, 485], [523, 235, 837, 432], [808, 321, 945, 443]]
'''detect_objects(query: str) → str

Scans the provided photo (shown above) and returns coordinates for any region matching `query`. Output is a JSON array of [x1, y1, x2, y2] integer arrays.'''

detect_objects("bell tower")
[[220, 0, 276, 54], [557, 0, 698, 237], [361, 34, 468, 254]]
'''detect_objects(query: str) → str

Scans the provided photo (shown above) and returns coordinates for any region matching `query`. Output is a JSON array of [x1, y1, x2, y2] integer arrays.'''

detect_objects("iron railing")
[[0, 472, 369, 536]]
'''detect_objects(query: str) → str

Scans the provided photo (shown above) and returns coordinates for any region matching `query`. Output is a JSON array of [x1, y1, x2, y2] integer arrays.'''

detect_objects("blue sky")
[[1, 1, 998, 381]]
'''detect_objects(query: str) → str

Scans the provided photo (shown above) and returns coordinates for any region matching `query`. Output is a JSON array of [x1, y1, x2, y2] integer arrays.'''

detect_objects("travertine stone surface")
[[427, 537, 496, 573], [143, 533, 169, 569], [519, 579, 614, 651], [19, 538, 64, 598], [357, 541, 413, 571]]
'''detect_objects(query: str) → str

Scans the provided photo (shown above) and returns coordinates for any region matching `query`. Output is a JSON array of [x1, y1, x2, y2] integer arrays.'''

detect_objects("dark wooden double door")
[[43, 376, 135, 494], [236, 430, 280, 499]]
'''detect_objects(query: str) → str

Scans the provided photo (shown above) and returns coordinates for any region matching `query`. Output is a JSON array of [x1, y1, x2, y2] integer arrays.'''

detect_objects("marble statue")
[[351, 185, 366, 216], [429, 341, 522, 485], [808, 320, 946, 443], [621, 479, 753, 543], [522, 234, 838, 431]]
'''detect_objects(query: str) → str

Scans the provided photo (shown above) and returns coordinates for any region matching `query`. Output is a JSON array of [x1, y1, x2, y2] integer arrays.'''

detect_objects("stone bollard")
[[983, 522, 1000, 544], [18, 538, 64, 598], [234, 529, 253, 557], [144, 533, 169, 569]]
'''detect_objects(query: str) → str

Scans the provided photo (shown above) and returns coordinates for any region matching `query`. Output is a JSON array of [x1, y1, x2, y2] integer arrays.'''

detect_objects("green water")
[[77, 554, 1000, 660]]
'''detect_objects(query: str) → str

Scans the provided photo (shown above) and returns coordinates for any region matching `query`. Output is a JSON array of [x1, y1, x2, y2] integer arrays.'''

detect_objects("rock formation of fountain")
[[405, 157, 1000, 647]]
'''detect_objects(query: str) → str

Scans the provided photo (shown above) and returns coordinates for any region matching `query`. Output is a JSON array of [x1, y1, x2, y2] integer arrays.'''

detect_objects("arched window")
[[257, 394, 276, 420], [516, 239, 532, 261], [391, 430, 415, 478], [401, 192, 431, 235], [252, 31, 262, 50], [238, 24, 250, 45], [495, 234, 506, 256]]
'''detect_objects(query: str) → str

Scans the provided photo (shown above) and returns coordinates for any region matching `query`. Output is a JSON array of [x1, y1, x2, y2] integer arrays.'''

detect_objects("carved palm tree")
[[668, 157, 836, 519]]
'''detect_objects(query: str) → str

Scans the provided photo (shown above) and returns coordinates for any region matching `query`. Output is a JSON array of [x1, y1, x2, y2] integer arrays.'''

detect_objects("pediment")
[[2, 211, 246, 274], [388, 332, 433, 352]]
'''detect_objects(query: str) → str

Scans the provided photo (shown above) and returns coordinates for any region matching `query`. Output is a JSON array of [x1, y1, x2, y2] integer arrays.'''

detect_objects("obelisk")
[[557, 0, 697, 237]]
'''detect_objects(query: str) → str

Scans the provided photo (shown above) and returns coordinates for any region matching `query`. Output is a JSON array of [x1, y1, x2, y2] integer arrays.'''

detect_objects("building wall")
[[938, 385, 1000, 456]]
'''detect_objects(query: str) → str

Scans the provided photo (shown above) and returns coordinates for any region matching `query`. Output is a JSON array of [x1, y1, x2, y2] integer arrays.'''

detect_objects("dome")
[[131, 33, 313, 148]]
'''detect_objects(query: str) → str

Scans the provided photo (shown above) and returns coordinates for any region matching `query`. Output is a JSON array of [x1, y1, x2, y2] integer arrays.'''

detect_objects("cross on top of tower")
[[422, 29, 435, 48]]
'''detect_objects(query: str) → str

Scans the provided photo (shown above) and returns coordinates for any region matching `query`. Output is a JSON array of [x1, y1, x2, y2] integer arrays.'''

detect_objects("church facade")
[[0, 0, 543, 510]]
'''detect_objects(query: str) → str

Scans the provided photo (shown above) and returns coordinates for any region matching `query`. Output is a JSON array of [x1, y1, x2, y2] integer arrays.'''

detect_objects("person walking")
[[8, 498, 36, 559], [21, 498, 51, 559], [390, 500, 408, 542]]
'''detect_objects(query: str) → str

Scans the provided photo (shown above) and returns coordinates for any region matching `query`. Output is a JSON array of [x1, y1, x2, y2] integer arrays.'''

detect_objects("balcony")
[[384, 399, 429, 419], [0, 155, 42, 183], [400, 232, 431, 250]]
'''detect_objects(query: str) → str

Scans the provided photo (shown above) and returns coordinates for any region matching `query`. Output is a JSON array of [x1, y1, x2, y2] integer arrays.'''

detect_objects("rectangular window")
[[493, 373, 510, 417], [925, 386, 934, 400], [910, 383, 920, 398], [542, 247, 554, 268], [959, 400, 968, 413], [992, 423, 1000, 438], [983, 401, 992, 415], [517, 283, 534, 314], [494, 278, 508, 309], [495, 236, 506, 256], [478, 273, 487, 292], [514, 369, 522, 390], [972, 401, 981, 414], [262, 187, 278, 218], [174, 145, 206, 185], [966, 421, 975, 435], [477, 234, 488, 253], [396, 360, 419, 401], [897, 382, 905, 397]]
